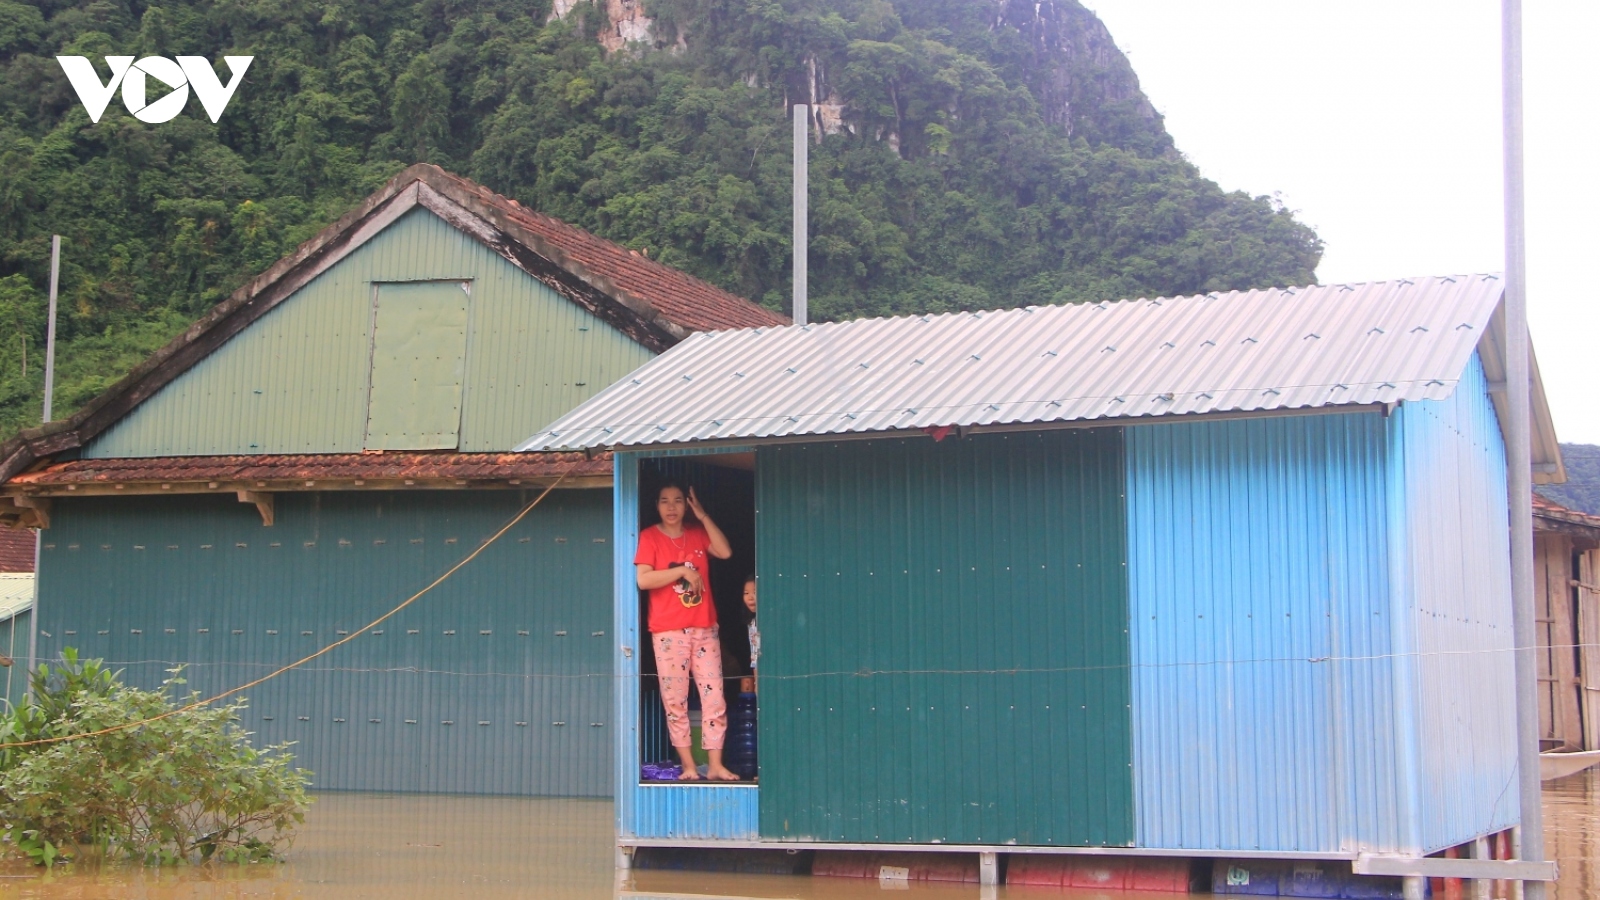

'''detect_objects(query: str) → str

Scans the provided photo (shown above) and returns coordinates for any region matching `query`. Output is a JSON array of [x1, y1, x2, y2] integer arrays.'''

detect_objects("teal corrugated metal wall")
[[1, 609, 29, 711], [755, 431, 1133, 846], [1126, 413, 1404, 853], [1391, 352, 1518, 852], [35, 490, 614, 796], [86, 208, 654, 457]]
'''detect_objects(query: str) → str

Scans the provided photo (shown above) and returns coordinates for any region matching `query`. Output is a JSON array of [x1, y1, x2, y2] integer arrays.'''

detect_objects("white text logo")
[[56, 56, 253, 124]]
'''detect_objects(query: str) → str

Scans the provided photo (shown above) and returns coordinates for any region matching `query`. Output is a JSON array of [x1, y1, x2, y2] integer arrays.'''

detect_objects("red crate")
[[812, 851, 979, 883], [1004, 856, 1191, 892]]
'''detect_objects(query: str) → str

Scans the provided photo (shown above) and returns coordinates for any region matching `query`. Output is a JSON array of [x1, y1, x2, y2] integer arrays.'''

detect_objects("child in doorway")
[[742, 576, 759, 693], [634, 482, 739, 781]]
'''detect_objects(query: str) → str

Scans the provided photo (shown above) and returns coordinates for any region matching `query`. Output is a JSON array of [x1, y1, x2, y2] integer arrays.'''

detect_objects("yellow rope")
[[0, 466, 576, 750]]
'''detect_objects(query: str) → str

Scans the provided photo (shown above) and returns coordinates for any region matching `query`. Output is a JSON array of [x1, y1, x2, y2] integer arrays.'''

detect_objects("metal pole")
[[1502, 1, 1544, 897], [792, 104, 808, 327], [29, 234, 58, 695], [42, 234, 59, 423], [25, 534, 37, 698]]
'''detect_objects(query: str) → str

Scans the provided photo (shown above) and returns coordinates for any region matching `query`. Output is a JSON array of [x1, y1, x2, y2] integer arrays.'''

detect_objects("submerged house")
[[521, 275, 1567, 870], [1532, 494, 1600, 757], [0, 165, 783, 795]]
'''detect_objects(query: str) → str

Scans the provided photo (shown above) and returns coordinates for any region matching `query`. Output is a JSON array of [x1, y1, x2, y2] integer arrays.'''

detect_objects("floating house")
[[521, 275, 1567, 871], [1532, 494, 1600, 758], [0, 165, 782, 795]]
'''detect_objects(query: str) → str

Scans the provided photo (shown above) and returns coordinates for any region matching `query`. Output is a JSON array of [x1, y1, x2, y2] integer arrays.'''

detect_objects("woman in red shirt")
[[635, 482, 738, 781]]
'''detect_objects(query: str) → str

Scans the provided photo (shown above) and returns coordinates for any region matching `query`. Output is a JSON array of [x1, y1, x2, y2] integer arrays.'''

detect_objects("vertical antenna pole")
[[25, 534, 37, 694], [30, 234, 59, 691], [792, 104, 808, 327], [42, 234, 59, 423], [1502, 1, 1544, 896]]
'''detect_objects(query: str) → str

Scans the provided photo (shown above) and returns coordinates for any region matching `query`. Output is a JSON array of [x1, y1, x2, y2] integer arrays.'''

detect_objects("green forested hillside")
[[0, 0, 1322, 440]]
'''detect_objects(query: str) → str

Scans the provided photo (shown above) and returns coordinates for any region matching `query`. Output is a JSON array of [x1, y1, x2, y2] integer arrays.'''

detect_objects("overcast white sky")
[[1087, 1, 1599, 445]]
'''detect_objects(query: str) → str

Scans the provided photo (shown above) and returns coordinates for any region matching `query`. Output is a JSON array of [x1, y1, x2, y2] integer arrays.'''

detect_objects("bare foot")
[[673, 748, 700, 780], [704, 764, 739, 781]]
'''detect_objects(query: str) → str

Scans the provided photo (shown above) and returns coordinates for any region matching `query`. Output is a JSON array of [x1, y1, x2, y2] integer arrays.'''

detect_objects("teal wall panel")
[[0, 609, 28, 712], [754, 431, 1133, 846], [85, 208, 654, 456], [35, 490, 615, 797]]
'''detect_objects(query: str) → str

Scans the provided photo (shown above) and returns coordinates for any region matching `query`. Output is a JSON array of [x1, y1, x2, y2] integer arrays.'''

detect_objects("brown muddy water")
[[0, 774, 1596, 899]]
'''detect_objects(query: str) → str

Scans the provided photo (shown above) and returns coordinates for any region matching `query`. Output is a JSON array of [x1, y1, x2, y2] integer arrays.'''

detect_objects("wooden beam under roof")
[[1, 475, 611, 500]]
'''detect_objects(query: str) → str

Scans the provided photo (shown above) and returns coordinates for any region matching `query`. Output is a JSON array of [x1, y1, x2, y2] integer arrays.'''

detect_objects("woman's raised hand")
[[687, 486, 734, 560], [687, 486, 711, 521]]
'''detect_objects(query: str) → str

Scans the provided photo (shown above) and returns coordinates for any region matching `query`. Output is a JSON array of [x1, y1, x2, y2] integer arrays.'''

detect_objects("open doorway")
[[636, 454, 757, 783]]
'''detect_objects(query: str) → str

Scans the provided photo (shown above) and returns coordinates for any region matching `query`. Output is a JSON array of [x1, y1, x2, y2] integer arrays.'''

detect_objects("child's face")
[[742, 580, 757, 614]]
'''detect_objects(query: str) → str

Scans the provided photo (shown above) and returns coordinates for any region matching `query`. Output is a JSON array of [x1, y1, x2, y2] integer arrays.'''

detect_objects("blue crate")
[[1284, 861, 1345, 898], [1214, 860, 1292, 895], [1341, 874, 1416, 900]]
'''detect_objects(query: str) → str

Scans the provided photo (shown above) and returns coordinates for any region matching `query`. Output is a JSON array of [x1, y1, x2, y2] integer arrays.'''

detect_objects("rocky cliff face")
[[551, 0, 664, 54], [561, 0, 1166, 153], [986, 0, 1162, 138]]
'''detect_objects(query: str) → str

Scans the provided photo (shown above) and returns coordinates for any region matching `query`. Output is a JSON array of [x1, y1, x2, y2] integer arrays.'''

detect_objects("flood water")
[[0, 773, 1595, 899], [1543, 768, 1600, 900]]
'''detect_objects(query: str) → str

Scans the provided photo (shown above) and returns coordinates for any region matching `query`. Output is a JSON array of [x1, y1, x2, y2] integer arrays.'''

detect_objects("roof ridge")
[[0, 165, 784, 486], [420, 166, 777, 331]]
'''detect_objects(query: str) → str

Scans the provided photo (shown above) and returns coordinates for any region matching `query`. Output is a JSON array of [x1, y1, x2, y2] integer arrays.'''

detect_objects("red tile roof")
[[10, 452, 612, 486], [430, 168, 785, 333], [0, 529, 34, 572], [1534, 492, 1600, 533], [0, 165, 783, 488]]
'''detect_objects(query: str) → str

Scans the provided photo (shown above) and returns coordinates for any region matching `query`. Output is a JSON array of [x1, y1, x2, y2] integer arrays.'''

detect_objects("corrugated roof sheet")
[[0, 573, 32, 621], [12, 452, 610, 486], [522, 276, 1559, 467]]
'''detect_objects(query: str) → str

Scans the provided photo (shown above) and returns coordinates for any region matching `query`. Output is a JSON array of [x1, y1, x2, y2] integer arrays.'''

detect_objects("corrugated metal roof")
[[0, 573, 33, 622], [520, 276, 1560, 478]]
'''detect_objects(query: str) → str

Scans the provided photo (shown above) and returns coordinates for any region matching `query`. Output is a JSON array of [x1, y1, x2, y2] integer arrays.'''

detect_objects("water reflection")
[[1544, 766, 1600, 900], [0, 777, 1592, 899]]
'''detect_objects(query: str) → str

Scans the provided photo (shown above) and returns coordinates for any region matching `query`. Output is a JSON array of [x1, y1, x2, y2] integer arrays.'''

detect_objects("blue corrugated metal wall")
[[36, 490, 614, 797], [1126, 412, 1404, 853], [1389, 352, 1518, 852]]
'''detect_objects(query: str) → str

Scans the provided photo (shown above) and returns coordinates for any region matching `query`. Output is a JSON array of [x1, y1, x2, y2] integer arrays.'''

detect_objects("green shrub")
[[0, 649, 311, 866]]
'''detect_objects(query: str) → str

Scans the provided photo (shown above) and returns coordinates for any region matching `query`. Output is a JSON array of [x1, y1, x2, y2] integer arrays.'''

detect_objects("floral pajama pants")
[[652, 627, 727, 750]]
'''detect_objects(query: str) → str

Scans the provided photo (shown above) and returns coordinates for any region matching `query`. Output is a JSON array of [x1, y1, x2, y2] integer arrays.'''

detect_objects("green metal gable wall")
[[86, 208, 654, 457], [35, 490, 614, 796], [755, 431, 1133, 846]]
